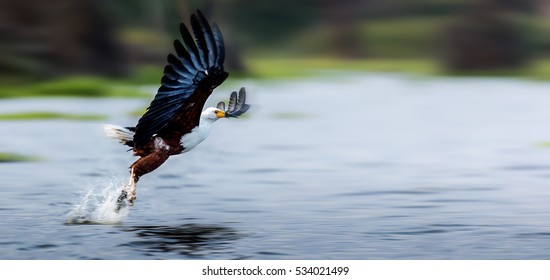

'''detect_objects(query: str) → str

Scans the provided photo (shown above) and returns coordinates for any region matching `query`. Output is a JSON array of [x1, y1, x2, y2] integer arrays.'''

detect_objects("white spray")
[[67, 175, 130, 224]]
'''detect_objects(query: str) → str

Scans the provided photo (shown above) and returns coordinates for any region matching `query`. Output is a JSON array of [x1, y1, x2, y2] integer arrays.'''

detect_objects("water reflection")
[[120, 223, 241, 258]]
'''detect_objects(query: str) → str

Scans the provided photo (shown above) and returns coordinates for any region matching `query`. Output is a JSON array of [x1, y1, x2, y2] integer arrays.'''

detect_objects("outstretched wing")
[[217, 87, 251, 118], [133, 10, 228, 148]]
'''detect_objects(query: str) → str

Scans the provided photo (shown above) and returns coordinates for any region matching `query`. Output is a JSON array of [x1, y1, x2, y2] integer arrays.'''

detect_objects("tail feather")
[[103, 124, 135, 148]]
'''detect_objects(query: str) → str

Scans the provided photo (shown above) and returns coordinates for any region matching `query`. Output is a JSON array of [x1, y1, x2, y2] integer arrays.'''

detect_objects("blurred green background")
[[0, 0, 549, 94]]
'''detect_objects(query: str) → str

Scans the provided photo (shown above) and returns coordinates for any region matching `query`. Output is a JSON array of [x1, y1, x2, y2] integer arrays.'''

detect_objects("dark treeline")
[[0, 0, 548, 80]]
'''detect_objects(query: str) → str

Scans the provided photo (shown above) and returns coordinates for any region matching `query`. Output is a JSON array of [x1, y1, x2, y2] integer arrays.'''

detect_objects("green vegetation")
[[537, 142, 550, 148], [0, 112, 106, 121], [2, 56, 547, 101], [245, 57, 438, 79], [282, 16, 446, 59], [0, 77, 149, 98], [2, 11, 547, 98], [359, 17, 446, 58], [3, 1, 548, 84], [128, 107, 147, 117], [125, 65, 164, 85], [526, 60, 550, 81], [125, 57, 550, 82], [245, 57, 550, 81], [0, 152, 41, 163]]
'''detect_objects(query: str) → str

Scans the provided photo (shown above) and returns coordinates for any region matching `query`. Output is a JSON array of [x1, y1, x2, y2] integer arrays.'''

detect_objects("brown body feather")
[[131, 90, 211, 176]]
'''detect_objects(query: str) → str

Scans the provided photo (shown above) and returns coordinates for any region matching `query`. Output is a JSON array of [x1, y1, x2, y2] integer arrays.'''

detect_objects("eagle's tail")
[[103, 124, 135, 148]]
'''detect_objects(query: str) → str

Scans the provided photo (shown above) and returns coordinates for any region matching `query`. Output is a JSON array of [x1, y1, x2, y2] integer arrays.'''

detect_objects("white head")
[[201, 107, 226, 123]]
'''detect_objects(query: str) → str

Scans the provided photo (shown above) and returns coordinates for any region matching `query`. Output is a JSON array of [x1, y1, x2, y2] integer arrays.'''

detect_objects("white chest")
[[180, 125, 210, 153]]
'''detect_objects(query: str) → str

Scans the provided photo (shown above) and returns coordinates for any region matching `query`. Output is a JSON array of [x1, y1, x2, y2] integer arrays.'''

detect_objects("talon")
[[115, 190, 128, 212], [127, 193, 136, 206], [115, 168, 139, 212]]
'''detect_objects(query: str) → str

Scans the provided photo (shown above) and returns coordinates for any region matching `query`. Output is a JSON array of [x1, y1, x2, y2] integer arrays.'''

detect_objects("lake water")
[[1, 73, 550, 259]]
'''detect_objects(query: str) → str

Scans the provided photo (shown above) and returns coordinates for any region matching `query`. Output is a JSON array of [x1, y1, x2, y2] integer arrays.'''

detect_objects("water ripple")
[[242, 168, 282, 174], [395, 205, 440, 209], [158, 174, 182, 179], [516, 232, 550, 238], [425, 199, 487, 203], [366, 229, 448, 236], [257, 251, 288, 257], [501, 165, 550, 171], [340, 190, 438, 197], [156, 185, 182, 190]]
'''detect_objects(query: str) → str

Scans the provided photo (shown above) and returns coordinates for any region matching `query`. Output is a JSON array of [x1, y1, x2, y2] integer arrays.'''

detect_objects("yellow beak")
[[215, 110, 226, 118]]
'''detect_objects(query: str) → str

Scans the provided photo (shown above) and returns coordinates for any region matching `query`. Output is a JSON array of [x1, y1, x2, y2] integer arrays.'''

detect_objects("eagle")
[[103, 10, 250, 211]]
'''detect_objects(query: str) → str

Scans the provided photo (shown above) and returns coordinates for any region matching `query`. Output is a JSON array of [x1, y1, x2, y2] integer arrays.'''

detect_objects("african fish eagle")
[[103, 10, 250, 211]]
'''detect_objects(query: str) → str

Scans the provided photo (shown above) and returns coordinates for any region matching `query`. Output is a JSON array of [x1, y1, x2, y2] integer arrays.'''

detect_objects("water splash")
[[66, 176, 130, 224]]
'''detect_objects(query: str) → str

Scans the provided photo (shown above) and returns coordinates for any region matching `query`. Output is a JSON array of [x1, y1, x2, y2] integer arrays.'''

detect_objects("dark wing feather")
[[227, 91, 237, 112], [212, 24, 225, 66], [179, 22, 204, 70], [133, 10, 228, 148], [237, 87, 246, 108], [195, 10, 217, 65], [225, 87, 250, 118]]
